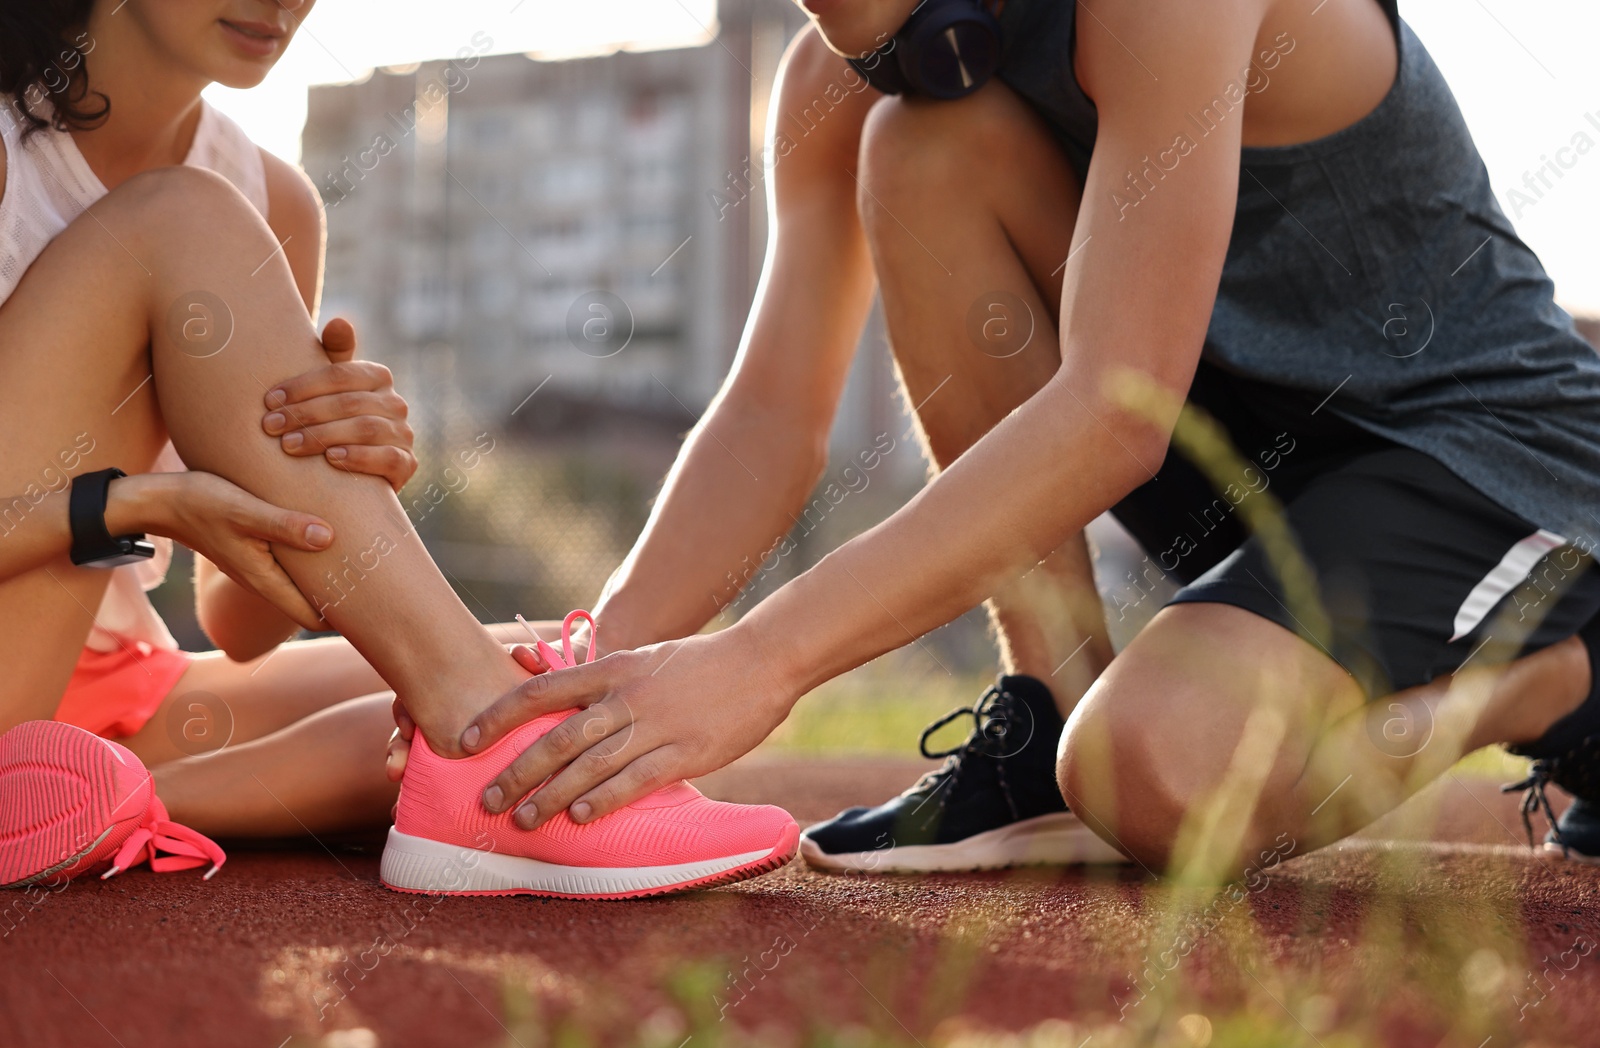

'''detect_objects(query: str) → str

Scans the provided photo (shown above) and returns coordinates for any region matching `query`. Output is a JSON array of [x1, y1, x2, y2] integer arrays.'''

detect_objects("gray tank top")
[[997, 0, 1600, 541]]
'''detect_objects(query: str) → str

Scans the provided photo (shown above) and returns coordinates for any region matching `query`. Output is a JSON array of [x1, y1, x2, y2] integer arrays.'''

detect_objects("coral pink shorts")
[[54, 642, 193, 740]]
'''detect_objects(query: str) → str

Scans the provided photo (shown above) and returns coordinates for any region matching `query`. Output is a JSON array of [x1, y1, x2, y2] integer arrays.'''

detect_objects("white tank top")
[[0, 100, 270, 654]]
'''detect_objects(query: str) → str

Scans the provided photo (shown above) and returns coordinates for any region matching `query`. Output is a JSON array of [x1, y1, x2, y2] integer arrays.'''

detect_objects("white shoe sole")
[[1542, 840, 1600, 865], [379, 826, 798, 899], [799, 811, 1129, 873]]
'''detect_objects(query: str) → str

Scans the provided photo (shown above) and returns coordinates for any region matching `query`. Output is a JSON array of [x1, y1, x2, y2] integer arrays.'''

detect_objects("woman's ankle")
[[405, 651, 529, 760], [417, 723, 471, 760]]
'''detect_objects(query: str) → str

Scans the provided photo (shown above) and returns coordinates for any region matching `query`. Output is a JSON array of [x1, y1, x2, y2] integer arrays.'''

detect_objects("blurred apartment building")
[[300, 0, 909, 475]]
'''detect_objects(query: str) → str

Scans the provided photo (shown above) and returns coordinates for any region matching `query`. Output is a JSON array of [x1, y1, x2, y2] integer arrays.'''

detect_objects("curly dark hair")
[[0, 0, 107, 137]]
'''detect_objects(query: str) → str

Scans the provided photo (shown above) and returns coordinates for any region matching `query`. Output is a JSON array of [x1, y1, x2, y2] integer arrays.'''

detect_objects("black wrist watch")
[[69, 468, 156, 569]]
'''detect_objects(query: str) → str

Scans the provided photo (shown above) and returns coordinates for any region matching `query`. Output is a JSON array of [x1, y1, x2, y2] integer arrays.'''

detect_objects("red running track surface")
[[1, 756, 1596, 1047]]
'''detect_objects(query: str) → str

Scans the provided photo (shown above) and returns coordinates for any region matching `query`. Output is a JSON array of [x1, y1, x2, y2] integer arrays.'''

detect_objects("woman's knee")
[[91, 166, 265, 247]]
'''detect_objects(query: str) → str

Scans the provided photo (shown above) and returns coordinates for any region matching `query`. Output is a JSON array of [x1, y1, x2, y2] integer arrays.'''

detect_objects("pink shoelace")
[[102, 802, 226, 881], [516, 609, 599, 671]]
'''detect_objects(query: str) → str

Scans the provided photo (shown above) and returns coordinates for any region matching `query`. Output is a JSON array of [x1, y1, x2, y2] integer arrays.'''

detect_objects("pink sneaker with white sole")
[[380, 611, 799, 899], [0, 720, 224, 888]]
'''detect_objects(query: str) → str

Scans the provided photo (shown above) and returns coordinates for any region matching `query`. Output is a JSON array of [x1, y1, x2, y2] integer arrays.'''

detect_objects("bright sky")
[[206, 0, 1600, 313]]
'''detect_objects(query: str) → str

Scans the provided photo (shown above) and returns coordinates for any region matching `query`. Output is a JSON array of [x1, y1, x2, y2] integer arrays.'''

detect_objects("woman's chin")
[[208, 61, 277, 91], [814, 23, 896, 60]]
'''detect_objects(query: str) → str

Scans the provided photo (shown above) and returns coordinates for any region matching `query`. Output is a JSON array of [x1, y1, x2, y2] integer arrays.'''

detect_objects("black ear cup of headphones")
[[847, 0, 1002, 101], [848, 41, 913, 96], [898, 0, 1003, 98]]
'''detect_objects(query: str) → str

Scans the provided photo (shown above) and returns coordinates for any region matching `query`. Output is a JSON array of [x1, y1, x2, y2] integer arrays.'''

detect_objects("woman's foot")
[[0, 721, 224, 887], [380, 611, 799, 898], [381, 714, 799, 898]]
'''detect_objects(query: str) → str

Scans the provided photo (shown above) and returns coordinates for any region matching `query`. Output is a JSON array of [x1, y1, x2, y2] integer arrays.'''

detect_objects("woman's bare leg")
[[112, 621, 566, 837], [148, 693, 399, 838], [0, 167, 525, 750], [117, 620, 555, 767], [117, 639, 388, 766]]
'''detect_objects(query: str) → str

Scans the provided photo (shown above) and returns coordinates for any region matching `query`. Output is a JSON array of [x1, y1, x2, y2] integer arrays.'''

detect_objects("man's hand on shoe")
[[458, 627, 795, 828], [262, 317, 418, 492], [383, 616, 604, 782]]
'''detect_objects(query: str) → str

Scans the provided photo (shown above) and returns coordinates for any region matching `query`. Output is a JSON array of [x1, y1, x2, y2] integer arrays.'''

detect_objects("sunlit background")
[[209, 0, 1600, 312]]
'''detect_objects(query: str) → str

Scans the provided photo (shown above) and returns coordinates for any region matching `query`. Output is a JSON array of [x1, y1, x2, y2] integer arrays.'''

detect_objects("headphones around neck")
[[846, 0, 1003, 101]]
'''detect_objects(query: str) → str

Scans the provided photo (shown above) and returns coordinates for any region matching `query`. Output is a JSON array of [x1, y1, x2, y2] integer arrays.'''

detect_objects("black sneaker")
[[798, 675, 1127, 872], [1504, 615, 1600, 863]]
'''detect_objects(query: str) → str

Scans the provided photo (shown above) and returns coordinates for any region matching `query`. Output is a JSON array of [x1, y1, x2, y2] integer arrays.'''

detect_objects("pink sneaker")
[[0, 720, 225, 887], [380, 611, 799, 899]]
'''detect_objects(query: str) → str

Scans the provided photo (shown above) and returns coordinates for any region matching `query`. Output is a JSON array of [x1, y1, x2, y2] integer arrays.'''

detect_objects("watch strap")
[[69, 468, 154, 568]]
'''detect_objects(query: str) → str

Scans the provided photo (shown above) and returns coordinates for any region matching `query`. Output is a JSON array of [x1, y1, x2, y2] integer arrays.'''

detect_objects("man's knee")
[[1060, 604, 1342, 875], [857, 82, 1023, 220], [1058, 684, 1193, 871]]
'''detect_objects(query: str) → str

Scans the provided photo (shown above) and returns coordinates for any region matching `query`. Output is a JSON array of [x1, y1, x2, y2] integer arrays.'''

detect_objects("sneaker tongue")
[[965, 675, 1064, 760], [996, 675, 1067, 735], [630, 781, 701, 808]]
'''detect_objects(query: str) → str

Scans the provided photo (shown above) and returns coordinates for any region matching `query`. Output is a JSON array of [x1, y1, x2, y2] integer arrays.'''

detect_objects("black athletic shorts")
[[1109, 362, 1600, 699]]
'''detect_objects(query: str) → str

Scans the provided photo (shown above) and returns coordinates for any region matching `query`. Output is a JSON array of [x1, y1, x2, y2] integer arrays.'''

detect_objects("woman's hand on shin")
[[262, 318, 418, 493]]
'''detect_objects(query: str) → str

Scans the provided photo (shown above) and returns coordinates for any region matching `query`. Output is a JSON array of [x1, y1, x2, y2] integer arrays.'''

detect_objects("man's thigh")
[[860, 81, 1083, 465], [1172, 447, 1600, 700], [1113, 359, 1600, 699]]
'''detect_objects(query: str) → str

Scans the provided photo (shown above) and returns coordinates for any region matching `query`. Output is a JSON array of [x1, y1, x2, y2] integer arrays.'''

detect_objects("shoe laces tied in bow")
[[516, 609, 598, 671], [919, 685, 1028, 762], [906, 685, 1034, 807], [102, 803, 226, 881], [1502, 758, 1566, 856]]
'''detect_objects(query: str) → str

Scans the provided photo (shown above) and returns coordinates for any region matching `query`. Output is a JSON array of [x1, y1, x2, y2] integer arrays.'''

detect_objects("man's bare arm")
[[592, 26, 881, 652], [743, 0, 1258, 694]]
